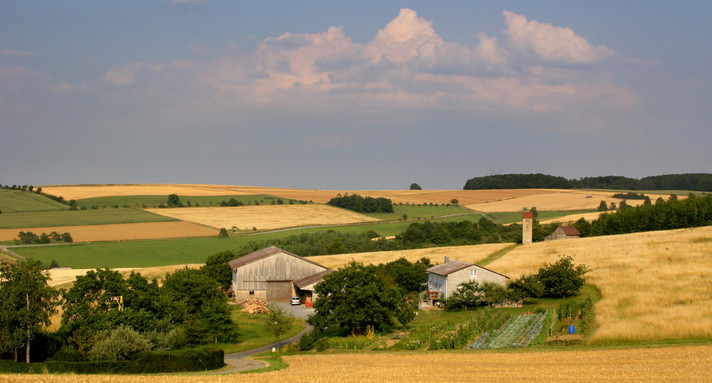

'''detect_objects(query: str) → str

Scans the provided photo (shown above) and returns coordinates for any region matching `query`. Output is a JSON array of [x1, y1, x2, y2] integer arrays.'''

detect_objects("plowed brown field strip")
[[0, 221, 216, 242], [145, 205, 380, 230], [2, 345, 710, 382]]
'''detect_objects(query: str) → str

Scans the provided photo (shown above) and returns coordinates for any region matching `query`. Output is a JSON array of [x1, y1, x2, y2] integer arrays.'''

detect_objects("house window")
[[249, 290, 254, 295], [470, 269, 478, 278]]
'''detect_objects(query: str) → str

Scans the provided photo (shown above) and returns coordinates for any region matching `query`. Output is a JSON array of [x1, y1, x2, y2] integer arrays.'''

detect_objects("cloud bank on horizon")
[[1, 4, 710, 189], [101, 9, 634, 115]]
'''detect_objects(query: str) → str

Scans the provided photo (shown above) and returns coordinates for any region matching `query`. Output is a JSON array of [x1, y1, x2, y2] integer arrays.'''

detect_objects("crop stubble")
[[0, 221, 216, 242], [2, 345, 710, 382], [145, 204, 381, 231]]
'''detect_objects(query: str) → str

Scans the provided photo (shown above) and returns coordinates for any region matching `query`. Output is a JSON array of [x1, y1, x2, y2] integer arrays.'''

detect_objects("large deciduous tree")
[[0, 259, 59, 363], [309, 262, 400, 334]]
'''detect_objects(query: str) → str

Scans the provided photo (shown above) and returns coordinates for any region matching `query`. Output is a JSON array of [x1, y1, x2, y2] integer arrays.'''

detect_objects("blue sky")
[[1, 1, 710, 189]]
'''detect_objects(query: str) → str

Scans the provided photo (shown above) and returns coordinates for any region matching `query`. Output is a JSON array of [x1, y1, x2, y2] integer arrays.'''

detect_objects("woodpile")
[[241, 298, 269, 314]]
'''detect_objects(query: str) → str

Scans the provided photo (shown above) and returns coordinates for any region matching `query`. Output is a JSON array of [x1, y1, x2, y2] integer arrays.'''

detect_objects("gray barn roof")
[[294, 269, 333, 289], [227, 246, 330, 271]]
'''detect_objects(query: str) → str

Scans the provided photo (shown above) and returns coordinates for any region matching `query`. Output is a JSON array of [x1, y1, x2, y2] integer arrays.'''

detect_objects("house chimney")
[[445, 256, 450, 263]]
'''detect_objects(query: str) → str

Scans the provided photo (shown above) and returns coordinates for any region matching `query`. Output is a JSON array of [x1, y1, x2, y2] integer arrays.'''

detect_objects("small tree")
[[597, 200, 608, 211], [395, 296, 416, 330], [218, 228, 229, 238], [537, 256, 589, 298], [450, 198, 459, 205], [265, 304, 294, 348], [409, 183, 422, 190], [167, 194, 182, 207], [0, 259, 59, 363]]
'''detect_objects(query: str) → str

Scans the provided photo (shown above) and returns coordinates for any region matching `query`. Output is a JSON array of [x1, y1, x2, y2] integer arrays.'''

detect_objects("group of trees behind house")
[[15, 231, 73, 245], [327, 194, 394, 213], [463, 173, 712, 191], [1, 260, 235, 366], [447, 256, 589, 309]]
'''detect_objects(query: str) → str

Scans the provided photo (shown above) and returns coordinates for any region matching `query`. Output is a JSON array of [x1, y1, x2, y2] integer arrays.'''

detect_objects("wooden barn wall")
[[235, 252, 327, 291]]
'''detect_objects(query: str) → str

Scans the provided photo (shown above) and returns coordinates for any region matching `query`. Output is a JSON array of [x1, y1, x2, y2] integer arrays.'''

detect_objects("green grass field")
[[75, 194, 294, 209], [0, 189, 68, 213], [0, 208, 177, 229], [11, 214, 484, 268], [362, 204, 472, 221]]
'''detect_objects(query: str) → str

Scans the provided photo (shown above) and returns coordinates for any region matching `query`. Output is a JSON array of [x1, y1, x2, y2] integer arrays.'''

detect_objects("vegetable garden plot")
[[468, 311, 550, 349]]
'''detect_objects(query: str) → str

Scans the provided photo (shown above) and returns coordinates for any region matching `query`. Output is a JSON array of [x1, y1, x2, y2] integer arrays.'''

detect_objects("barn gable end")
[[229, 246, 330, 302]]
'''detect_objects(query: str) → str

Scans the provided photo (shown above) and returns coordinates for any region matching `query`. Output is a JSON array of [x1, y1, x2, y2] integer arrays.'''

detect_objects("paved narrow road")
[[214, 323, 313, 374], [213, 303, 315, 374]]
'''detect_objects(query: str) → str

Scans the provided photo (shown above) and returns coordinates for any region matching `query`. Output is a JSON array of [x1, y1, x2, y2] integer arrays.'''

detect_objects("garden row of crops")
[[391, 309, 511, 351], [467, 310, 551, 349]]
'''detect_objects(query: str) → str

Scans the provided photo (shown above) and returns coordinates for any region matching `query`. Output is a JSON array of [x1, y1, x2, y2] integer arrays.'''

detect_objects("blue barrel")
[[569, 325, 575, 334]]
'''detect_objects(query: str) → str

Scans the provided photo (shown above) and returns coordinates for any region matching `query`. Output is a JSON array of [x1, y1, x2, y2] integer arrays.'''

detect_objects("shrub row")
[[0, 348, 224, 374]]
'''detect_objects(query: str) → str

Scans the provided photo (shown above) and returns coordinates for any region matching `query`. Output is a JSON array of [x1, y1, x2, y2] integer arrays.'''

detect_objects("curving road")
[[213, 302, 314, 374]]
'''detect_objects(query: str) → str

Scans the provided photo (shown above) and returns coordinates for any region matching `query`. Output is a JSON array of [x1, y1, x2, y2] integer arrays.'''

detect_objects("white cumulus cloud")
[[503, 10, 614, 65]]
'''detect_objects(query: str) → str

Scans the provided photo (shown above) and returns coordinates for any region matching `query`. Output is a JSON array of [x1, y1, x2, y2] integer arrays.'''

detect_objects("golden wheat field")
[[145, 205, 381, 231], [465, 189, 673, 212], [2, 345, 710, 382], [309, 243, 513, 269], [47, 264, 202, 288], [487, 225, 712, 343], [538, 211, 605, 224], [0, 221, 217, 242], [41, 184, 553, 205]]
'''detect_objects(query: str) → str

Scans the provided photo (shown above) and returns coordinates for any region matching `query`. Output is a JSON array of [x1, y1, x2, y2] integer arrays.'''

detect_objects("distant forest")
[[463, 173, 712, 191]]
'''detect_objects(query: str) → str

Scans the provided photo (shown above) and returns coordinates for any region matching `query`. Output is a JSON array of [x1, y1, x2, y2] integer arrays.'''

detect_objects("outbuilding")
[[545, 226, 581, 241], [228, 246, 331, 303], [426, 259, 509, 302]]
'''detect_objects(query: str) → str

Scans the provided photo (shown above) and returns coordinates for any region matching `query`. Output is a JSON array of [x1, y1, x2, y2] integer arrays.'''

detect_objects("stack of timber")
[[241, 298, 269, 314]]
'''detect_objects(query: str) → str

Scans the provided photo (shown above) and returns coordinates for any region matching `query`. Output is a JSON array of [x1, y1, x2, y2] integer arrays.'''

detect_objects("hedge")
[[0, 347, 224, 374]]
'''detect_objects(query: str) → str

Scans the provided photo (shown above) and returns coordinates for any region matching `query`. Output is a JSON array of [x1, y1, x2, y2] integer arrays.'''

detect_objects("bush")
[[43, 347, 224, 374], [314, 337, 330, 352], [299, 332, 315, 351], [87, 325, 152, 361]]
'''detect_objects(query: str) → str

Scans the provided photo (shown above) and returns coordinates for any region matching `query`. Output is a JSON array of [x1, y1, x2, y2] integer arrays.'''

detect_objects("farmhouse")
[[545, 226, 581, 241], [426, 258, 509, 302], [228, 246, 331, 303]]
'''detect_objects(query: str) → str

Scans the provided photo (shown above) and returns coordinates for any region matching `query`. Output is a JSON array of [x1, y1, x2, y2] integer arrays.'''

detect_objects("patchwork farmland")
[[1, 183, 711, 380]]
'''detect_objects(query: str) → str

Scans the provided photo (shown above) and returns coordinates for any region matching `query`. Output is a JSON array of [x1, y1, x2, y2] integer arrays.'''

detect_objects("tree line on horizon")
[[463, 173, 712, 191]]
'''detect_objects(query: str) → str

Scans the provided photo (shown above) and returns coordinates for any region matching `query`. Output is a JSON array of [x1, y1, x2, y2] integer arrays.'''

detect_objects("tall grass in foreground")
[[487, 226, 712, 343]]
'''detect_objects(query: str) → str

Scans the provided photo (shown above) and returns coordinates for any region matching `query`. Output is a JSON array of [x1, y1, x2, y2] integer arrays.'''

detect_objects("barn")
[[426, 258, 509, 302], [545, 226, 581, 241], [228, 246, 331, 303]]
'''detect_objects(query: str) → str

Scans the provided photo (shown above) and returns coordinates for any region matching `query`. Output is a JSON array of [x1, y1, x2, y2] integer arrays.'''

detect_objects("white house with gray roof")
[[426, 259, 509, 302]]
